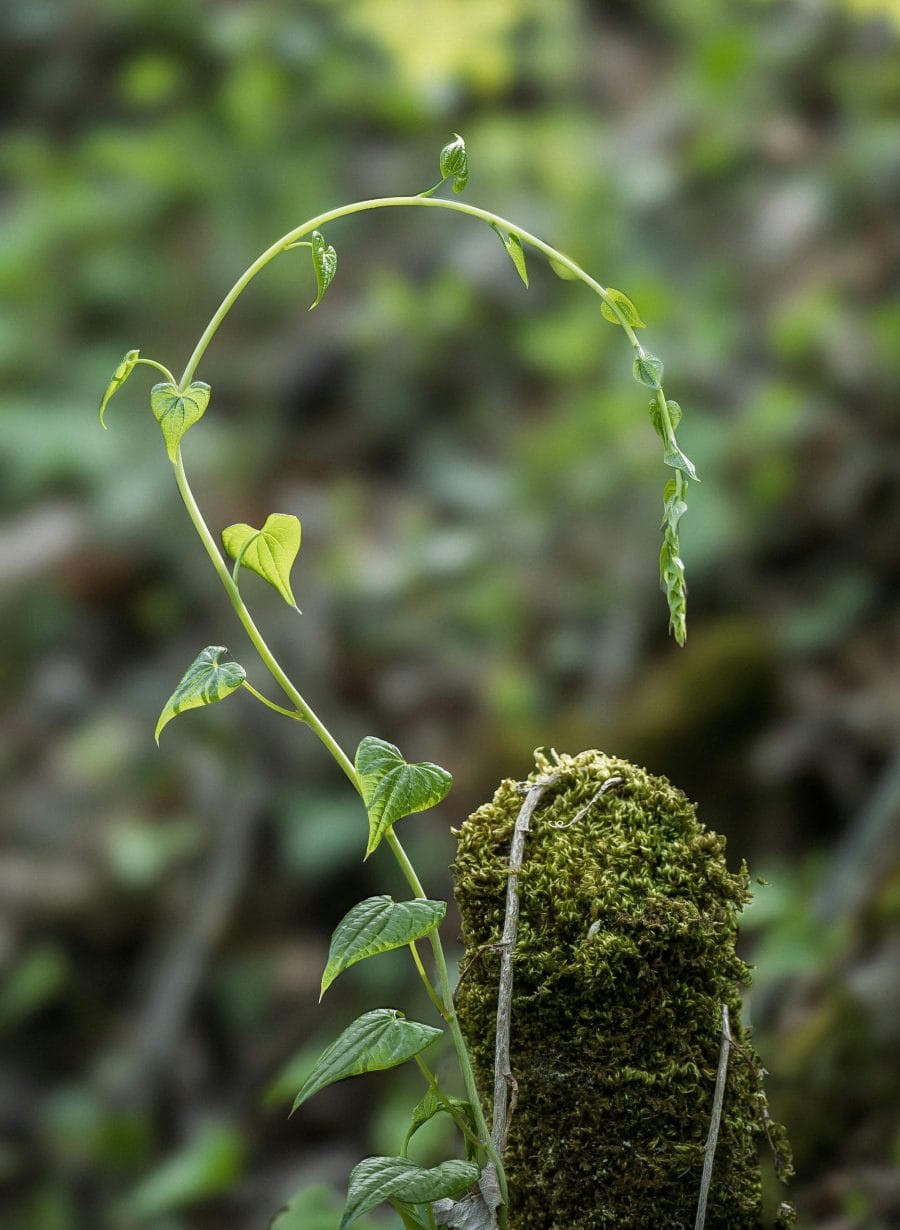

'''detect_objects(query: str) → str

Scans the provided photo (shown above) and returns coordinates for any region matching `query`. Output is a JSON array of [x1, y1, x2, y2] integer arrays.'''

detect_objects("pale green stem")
[[135, 357, 176, 383], [241, 680, 306, 722], [178, 194, 644, 387], [408, 940, 449, 1021]]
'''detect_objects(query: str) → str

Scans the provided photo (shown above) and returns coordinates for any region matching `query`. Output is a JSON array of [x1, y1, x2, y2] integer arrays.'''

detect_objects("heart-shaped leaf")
[[355, 737, 452, 857], [321, 896, 447, 999], [222, 513, 301, 608], [341, 1157, 479, 1229], [99, 349, 140, 426], [309, 231, 337, 309], [403, 1090, 476, 1157], [150, 381, 211, 461], [155, 646, 245, 744], [600, 288, 646, 329], [632, 354, 664, 390], [291, 1009, 441, 1112], [663, 444, 698, 482], [490, 225, 528, 288], [439, 134, 468, 194]]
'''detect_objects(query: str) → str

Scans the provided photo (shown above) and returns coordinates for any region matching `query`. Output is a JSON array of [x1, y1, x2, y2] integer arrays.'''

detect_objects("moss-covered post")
[[453, 749, 792, 1229]]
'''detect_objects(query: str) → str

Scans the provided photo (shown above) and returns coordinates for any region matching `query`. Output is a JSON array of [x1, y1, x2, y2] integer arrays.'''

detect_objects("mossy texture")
[[453, 749, 791, 1229]]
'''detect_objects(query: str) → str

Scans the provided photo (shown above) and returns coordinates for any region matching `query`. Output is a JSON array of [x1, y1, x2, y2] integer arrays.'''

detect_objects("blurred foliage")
[[1, 0, 899, 1226]]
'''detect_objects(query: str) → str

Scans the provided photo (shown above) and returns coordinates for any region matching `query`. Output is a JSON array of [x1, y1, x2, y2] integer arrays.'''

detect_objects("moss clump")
[[453, 749, 791, 1229]]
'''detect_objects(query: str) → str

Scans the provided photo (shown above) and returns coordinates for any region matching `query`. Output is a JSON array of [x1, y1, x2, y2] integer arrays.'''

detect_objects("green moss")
[[453, 749, 792, 1229]]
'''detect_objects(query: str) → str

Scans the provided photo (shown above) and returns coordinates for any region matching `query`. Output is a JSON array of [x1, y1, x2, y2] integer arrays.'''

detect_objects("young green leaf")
[[150, 381, 211, 461], [403, 1090, 475, 1156], [222, 513, 301, 609], [154, 646, 246, 744], [309, 231, 337, 309], [548, 256, 579, 280], [490, 225, 528, 288], [666, 398, 683, 429], [341, 1157, 479, 1229], [439, 134, 468, 193], [663, 444, 699, 481], [355, 737, 453, 858], [632, 354, 664, 390], [291, 1010, 441, 1112], [600, 288, 646, 329], [99, 349, 140, 426], [393, 1205, 431, 1230], [321, 896, 447, 999]]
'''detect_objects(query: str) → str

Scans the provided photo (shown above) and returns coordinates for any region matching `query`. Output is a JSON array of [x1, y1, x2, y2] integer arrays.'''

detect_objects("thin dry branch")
[[491, 772, 558, 1152], [694, 1004, 732, 1230]]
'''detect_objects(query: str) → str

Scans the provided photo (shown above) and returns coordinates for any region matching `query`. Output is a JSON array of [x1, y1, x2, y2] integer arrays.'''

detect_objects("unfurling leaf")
[[291, 1010, 441, 1112], [632, 354, 664, 389], [154, 646, 245, 743], [309, 231, 337, 309], [355, 736, 452, 857], [663, 444, 699, 481], [600, 288, 646, 329], [666, 398, 682, 429], [548, 256, 579, 280], [439, 134, 468, 193], [403, 1090, 476, 1157], [490, 225, 529, 288], [341, 1156, 479, 1229], [321, 896, 446, 998], [99, 349, 140, 426], [150, 381, 211, 461], [222, 513, 301, 608]]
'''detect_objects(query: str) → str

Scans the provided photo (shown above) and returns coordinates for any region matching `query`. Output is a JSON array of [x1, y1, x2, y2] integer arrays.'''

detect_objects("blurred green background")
[[2, 0, 899, 1226]]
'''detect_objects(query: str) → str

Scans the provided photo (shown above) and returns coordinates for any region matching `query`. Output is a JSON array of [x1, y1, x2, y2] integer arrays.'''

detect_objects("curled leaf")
[[600, 288, 646, 329], [439, 134, 468, 193], [355, 736, 453, 857], [309, 231, 337, 309], [632, 354, 664, 390], [663, 444, 698, 482], [154, 646, 245, 743], [222, 513, 301, 608], [292, 1009, 441, 1112], [548, 256, 579, 280], [150, 381, 211, 461], [99, 349, 140, 426], [490, 225, 529, 288]]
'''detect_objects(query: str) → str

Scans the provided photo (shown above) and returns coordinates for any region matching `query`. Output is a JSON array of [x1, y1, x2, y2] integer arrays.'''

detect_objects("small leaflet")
[[99, 349, 140, 426], [309, 230, 337, 309], [439, 134, 468, 194], [600, 288, 646, 329], [490, 224, 529, 288], [150, 381, 211, 461], [632, 354, 664, 389]]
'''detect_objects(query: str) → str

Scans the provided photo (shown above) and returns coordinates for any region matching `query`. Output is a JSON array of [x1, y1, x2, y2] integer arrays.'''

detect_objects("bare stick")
[[549, 775, 623, 830], [492, 773, 558, 1152], [694, 1004, 732, 1230]]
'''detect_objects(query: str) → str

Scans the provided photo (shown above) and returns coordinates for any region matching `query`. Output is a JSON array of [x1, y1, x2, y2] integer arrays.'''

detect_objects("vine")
[[99, 136, 698, 1229]]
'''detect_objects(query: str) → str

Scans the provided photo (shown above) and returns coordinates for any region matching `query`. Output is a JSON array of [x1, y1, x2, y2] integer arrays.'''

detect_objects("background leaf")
[[291, 1010, 441, 1112], [154, 646, 246, 743], [321, 896, 447, 997], [341, 1156, 479, 1229], [355, 737, 453, 856], [150, 381, 211, 461], [222, 512, 301, 608]]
